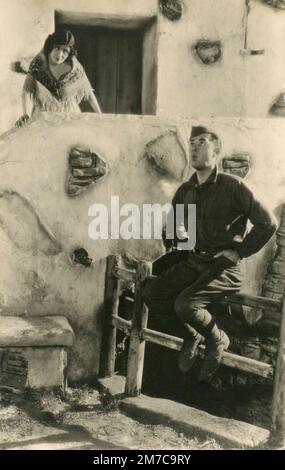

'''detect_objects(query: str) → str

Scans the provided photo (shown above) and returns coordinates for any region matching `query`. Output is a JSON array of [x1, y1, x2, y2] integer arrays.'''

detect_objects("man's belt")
[[191, 248, 214, 257]]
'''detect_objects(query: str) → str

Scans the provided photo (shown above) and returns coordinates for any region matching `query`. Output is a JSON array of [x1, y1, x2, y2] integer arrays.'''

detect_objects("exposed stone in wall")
[[67, 147, 108, 197], [193, 40, 222, 65], [257, 204, 285, 365], [0, 191, 62, 256], [261, 0, 285, 10], [144, 130, 188, 181], [159, 0, 183, 21], [72, 248, 93, 267], [222, 153, 251, 179], [0, 350, 28, 390], [270, 90, 285, 117], [261, 204, 285, 303]]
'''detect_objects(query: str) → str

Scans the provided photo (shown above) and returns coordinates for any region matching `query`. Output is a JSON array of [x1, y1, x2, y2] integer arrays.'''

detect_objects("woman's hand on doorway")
[[87, 93, 102, 113]]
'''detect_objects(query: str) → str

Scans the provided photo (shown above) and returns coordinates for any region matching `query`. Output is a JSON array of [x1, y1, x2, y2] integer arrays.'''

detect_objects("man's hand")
[[214, 249, 241, 264]]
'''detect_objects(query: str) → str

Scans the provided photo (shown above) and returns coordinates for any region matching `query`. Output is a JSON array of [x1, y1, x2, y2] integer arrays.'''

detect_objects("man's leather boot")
[[198, 329, 230, 383], [178, 331, 204, 373]]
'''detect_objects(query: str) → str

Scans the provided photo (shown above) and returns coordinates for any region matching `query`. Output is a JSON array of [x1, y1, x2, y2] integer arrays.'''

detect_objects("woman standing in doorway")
[[16, 30, 101, 126]]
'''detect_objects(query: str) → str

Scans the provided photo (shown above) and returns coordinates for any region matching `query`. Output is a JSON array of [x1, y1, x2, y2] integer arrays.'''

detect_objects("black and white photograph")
[[0, 0, 285, 458]]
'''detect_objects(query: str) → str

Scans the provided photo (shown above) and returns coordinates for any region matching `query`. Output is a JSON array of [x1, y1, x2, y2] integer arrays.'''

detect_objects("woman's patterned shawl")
[[23, 51, 94, 112]]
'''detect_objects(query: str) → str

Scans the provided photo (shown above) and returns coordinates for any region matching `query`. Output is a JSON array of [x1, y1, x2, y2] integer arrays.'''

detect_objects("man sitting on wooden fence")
[[143, 125, 277, 384]]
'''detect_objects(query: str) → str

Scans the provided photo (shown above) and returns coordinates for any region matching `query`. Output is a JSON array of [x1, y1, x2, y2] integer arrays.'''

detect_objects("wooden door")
[[59, 25, 143, 114]]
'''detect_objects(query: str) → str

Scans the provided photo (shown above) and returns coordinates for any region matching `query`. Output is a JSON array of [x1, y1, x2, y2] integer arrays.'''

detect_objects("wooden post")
[[125, 260, 152, 396], [99, 254, 121, 378], [270, 294, 285, 447]]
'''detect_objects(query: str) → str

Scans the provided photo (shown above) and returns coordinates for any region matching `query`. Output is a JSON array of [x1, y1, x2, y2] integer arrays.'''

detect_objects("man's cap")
[[190, 126, 219, 141]]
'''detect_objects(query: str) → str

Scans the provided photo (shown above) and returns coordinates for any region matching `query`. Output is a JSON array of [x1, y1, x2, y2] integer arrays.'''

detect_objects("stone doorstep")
[[0, 315, 74, 347], [98, 376, 269, 449]]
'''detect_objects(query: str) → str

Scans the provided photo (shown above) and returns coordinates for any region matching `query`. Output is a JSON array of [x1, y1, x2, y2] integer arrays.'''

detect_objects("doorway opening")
[[55, 10, 158, 115]]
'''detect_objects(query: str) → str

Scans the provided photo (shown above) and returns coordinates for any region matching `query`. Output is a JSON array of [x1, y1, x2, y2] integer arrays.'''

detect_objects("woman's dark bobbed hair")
[[43, 30, 77, 61]]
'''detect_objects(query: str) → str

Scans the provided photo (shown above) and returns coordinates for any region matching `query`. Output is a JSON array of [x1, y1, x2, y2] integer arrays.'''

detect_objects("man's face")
[[189, 133, 218, 170], [49, 45, 71, 65]]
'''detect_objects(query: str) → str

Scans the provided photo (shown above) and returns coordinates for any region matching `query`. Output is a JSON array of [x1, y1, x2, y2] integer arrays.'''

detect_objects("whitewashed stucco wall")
[[156, 0, 285, 119], [1, 0, 285, 133], [0, 113, 284, 378]]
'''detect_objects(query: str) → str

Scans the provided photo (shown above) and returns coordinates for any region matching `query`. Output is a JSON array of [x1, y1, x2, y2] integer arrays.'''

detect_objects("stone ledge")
[[99, 376, 269, 449], [98, 375, 126, 396], [0, 316, 74, 347]]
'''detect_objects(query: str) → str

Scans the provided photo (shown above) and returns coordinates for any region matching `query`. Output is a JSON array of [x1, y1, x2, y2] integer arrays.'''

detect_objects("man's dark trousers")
[[143, 250, 243, 339]]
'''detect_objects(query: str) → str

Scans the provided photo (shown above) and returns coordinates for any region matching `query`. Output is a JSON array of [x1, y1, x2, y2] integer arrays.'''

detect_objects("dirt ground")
[[0, 385, 223, 450]]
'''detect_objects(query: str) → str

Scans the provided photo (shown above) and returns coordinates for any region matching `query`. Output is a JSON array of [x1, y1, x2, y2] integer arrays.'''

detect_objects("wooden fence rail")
[[110, 314, 273, 379]]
